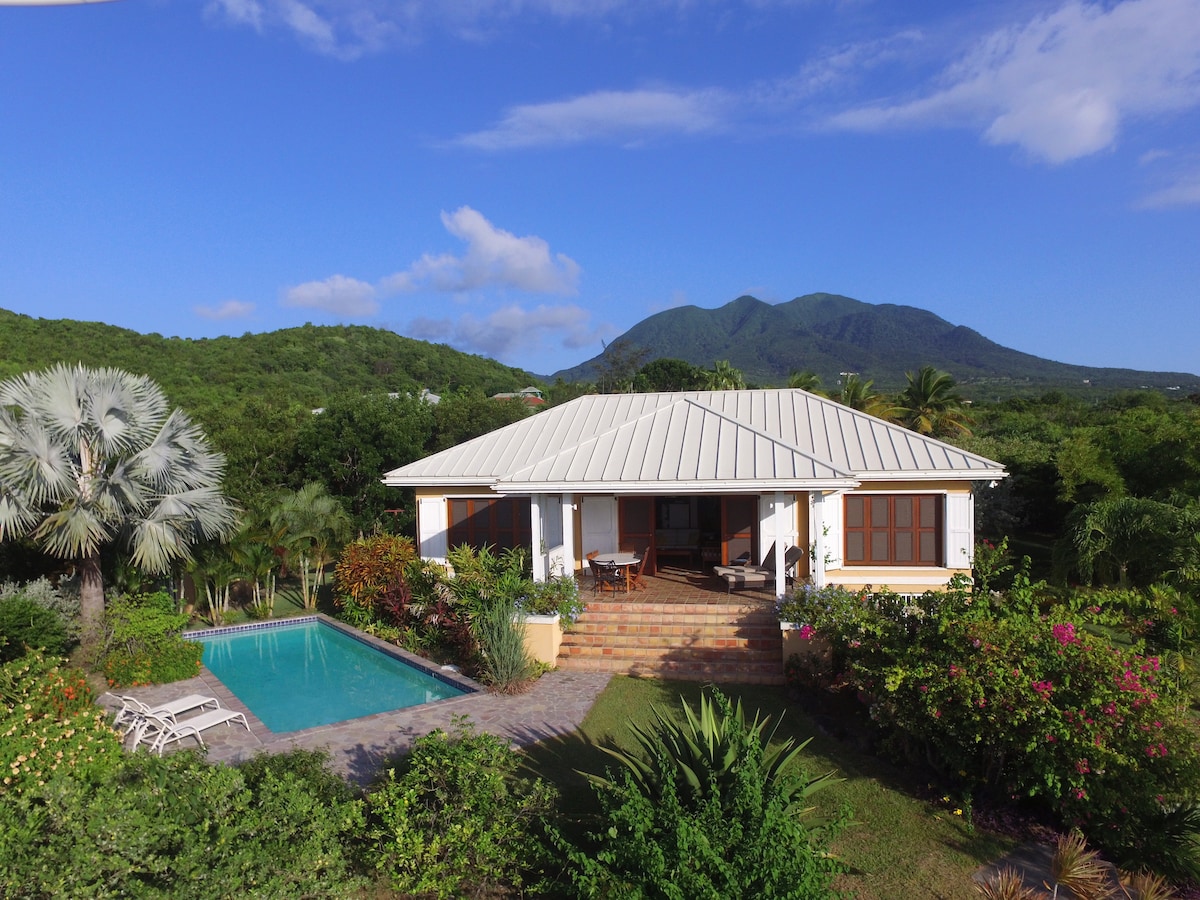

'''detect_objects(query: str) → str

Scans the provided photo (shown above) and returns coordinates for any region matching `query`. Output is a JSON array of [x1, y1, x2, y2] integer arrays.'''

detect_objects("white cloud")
[[826, 0, 1200, 164], [1138, 163, 1200, 208], [194, 299, 256, 320], [408, 303, 607, 363], [201, 0, 714, 60], [282, 274, 379, 316], [453, 88, 730, 150], [383, 207, 581, 294]]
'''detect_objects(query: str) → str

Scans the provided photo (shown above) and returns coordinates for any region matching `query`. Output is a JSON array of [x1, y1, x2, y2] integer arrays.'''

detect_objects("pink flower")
[[1032, 680, 1054, 698], [798, 624, 816, 640], [1052, 623, 1078, 646]]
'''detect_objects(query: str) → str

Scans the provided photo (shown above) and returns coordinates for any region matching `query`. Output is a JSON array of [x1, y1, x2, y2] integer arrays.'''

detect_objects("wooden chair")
[[629, 548, 649, 591]]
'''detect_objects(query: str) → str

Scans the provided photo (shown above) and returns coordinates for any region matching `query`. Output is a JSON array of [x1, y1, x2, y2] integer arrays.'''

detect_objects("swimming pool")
[[192, 618, 471, 733]]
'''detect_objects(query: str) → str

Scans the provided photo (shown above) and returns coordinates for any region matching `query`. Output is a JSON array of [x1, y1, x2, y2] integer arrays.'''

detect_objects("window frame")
[[446, 496, 532, 553], [843, 493, 942, 567]]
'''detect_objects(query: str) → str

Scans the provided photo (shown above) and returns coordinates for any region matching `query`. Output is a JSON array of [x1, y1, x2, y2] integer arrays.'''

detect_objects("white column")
[[773, 491, 787, 598], [810, 491, 826, 588], [530, 494, 546, 582], [560, 493, 577, 578]]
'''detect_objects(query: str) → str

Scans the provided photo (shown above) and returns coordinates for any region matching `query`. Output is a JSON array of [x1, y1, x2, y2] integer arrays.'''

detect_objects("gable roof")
[[382, 389, 1006, 494]]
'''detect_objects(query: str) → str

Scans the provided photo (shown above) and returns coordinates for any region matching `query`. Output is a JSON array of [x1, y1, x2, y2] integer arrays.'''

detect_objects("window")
[[844, 494, 941, 566], [447, 497, 531, 552]]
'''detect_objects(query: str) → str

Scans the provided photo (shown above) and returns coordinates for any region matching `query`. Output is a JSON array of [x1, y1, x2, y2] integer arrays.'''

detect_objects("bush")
[[0, 652, 123, 797], [366, 719, 556, 898], [556, 688, 846, 899], [525, 574, 585, 628], [0, 596, 69, 662], [0, 748, 366, 898], [802, 575, 1200, 878], [0, 576, 80, 642], [475, 601, 536, 691], [99, 592, 203, 686]]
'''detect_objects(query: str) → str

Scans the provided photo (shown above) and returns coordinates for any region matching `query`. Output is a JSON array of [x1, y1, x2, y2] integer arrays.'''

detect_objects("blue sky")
[[2, 0, 1198, 378]]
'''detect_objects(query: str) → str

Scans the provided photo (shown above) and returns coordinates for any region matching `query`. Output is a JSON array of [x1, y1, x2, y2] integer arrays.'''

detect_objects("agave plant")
[[590, 687, 840, 823]]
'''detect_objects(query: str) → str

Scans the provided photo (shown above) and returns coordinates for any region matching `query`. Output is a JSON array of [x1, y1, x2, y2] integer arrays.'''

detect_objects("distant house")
[[382, 389, 1006, 596], [491, 386, 545, 406]]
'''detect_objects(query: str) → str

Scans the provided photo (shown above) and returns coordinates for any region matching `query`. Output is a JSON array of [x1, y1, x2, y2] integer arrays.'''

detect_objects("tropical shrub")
[[556, 688, 846, 899], [525, 573, 585, 627], [334, 534, 419, 612], [475, 599, 536, 691], [786, 572, 1200, 878], [0, 748, 366, 898], [0, 652, 123, 796], [0, 577, 80, 642], [366, 719, 556, 898], [99, 592, 203, 686], [0, 596, 69, 662]]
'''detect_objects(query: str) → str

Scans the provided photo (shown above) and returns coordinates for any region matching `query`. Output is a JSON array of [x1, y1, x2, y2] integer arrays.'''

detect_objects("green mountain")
[[0, 309, 537, 416], [553, 293, 1199, 397]]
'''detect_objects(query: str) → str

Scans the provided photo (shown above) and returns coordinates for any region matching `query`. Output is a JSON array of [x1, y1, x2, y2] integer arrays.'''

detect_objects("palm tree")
[[704, 360, 746, 391], [0, 364, 237, 643], [1066, 495, 1178, 587], [787, 370, 825, 394], [271, 482, 351, 609], [837, 375, 891, 417], [891, 366, 973, 437]]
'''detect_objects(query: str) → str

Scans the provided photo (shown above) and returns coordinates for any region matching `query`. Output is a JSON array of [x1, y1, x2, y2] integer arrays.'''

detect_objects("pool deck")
[[100, 665, 611, 785]]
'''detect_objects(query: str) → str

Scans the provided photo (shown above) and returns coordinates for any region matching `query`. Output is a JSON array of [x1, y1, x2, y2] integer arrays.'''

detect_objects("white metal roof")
[[381, 389, 1006, 494]]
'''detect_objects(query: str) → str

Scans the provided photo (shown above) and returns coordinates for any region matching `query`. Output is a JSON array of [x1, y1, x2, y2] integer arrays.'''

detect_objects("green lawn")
[[523, 676, 1016, 900]]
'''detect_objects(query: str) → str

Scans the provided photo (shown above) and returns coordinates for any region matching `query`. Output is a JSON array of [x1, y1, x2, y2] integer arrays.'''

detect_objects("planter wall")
[[522, 613, 564, 667], [779, 621, 833, 673]]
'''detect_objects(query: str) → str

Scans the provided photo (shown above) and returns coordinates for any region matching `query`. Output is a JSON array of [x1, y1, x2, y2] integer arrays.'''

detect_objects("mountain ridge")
[[553, 293, 1198, 396]]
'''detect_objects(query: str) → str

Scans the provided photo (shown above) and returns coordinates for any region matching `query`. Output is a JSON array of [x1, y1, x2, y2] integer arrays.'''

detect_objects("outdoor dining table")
[[592, 552, 641, 594]]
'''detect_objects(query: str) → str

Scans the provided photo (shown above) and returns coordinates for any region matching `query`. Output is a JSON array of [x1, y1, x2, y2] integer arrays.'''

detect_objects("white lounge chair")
[[108, 693, 223, 740], [136, 708, 251, 756]]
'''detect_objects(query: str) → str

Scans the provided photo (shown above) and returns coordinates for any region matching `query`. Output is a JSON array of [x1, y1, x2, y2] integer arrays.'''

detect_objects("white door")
[[580, 496, 618, 557]]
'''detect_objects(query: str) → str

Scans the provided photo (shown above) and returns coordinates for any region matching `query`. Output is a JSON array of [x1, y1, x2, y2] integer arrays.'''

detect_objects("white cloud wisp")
[[194, 299, 256, 320], [826, 0, 1200, 164]]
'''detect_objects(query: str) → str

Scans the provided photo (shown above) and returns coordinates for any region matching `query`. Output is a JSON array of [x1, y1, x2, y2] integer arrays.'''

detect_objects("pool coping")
[[183, 613, 483, 742]]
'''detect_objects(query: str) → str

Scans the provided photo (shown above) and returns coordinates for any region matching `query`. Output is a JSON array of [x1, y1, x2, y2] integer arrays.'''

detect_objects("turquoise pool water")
[[194, 619, 468, 733]]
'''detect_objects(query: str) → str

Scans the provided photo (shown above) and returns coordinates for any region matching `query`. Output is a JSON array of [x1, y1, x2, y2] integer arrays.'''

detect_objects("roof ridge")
[[681, 394, 857, 479]]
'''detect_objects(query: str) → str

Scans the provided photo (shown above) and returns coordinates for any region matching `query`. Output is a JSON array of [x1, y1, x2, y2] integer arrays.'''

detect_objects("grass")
[[523, 675, 1017, 900]]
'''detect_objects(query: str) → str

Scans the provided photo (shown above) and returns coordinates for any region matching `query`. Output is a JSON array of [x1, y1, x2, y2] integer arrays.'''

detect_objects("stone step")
[[555, 599, 785, 683], [555, 654, 785, 684], [560, 632, 780, 651]]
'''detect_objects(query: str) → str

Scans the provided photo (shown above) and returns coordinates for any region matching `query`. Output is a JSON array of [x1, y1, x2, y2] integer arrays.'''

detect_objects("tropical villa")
[[383, 389, 1007, 598]]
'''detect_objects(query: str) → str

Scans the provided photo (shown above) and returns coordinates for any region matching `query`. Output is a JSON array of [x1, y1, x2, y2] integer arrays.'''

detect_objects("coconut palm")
[[787, 370, 825, 394], [704, 360, 746, 391], [892, 365, 973, 437], [0, 364, 237, 642], [837, 374, 892, 417]]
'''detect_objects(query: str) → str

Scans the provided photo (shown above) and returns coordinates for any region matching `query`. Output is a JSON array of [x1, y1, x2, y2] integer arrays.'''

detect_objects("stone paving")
[[99, 664, 611, 785]]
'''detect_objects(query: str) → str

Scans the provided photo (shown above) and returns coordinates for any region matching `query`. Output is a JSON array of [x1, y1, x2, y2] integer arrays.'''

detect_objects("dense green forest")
[[0, 309, 537, 417]]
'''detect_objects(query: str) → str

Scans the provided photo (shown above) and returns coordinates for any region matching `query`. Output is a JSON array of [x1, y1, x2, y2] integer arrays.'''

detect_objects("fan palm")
[[0, 364, 237, 642]]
